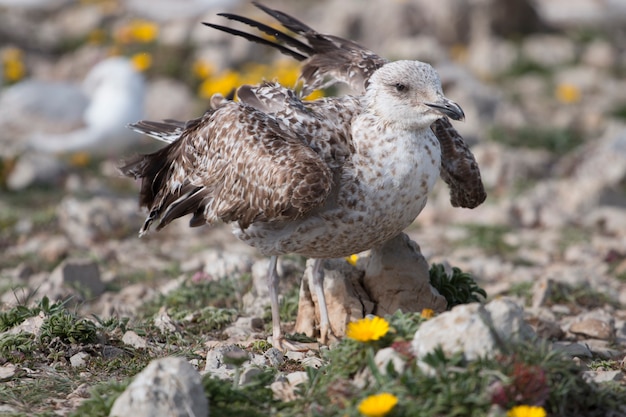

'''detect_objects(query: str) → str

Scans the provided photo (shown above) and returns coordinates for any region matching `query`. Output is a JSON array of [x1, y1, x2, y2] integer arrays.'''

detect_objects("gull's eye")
[[394, 83, 407, 92]]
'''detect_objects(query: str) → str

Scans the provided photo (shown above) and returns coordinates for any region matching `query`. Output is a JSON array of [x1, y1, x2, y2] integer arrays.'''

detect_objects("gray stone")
[[70, 352, 90, 368], [364, 233, 447, 315], [205, 344, 249, 376], [49, 258, 104, 298], [552, 341, 593, 358], [582, 370, 624, 384], [584, 339, 622, 359], [122, 330, 148, 349], [57, 196, 143, 246], [570, 318, 614, 340], [110, 357, 208, 417], [154, 307, 181, 334], [412, 298, 534, 363], [264, 348, 285, 367], [0, 364, 18, 381], [7, 312, 45, 335], [240, 367, 262, 386]]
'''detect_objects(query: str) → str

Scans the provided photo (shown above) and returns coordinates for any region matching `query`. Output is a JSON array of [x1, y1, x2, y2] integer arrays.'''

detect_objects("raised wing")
[[205, 3, 487, 209], [204, 2, 387, 96], [120, 101, 335, 234]]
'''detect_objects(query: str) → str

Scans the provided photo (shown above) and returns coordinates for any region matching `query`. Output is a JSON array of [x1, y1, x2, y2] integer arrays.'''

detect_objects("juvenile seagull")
[[121, 3, 486, 350]]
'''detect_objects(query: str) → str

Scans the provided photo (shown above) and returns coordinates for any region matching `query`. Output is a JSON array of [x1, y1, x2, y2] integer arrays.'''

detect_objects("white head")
[[365, 60, 464, 129]]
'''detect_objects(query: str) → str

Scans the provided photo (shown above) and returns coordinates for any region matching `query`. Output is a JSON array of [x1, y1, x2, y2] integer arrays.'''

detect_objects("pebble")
[[69, 352, 90, 368], [122, 330, 148, 349]]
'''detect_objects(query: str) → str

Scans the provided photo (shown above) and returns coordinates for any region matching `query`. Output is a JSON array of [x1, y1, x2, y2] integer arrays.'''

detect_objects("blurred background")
[[1, 0, 626, 317]]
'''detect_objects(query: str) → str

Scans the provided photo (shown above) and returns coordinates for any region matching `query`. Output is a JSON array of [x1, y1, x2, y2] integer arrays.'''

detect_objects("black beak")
[[425, 98, 465, 121]]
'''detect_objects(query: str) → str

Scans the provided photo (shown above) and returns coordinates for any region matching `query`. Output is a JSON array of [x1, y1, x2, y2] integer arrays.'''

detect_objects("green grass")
[[457, 224, 517, 258]]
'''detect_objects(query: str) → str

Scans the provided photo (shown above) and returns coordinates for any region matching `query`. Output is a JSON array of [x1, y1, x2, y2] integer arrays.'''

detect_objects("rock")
[[412, 298, 535, 364], [531, 277, 552, 309], [122, 330, 148, 349], [204, 344, 249, 379], [375, 347, 407, 375], [582, 370, 624, 384], [522, 35, 576, 67], [154, 307, 181, 334], [70, 352, 90, 368], [57, 196, 143, 246], [294, 257, 372, 339], [552, 341, 593, 358], [223, 316, 265, 341], [570, 318, 614, 340], [264, 348, 285, 367], [584, 339, 622, 359], [0, 364, 18, 381], [240, 367, 262, 386], [363, 233, 447, 315], [49, 258, 104, 298], [110, 356, 208, 417], [200, 250, 254, 280], [7, 311, 45, 335]]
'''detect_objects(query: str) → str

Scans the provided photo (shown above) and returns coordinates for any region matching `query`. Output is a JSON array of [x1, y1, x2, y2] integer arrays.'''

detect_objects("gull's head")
[[365, 60, 464, 129]]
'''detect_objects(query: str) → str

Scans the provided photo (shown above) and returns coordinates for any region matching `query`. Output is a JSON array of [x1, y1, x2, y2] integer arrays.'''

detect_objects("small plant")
[[429, 264, 487, 309], [39, 310, 97, 344]]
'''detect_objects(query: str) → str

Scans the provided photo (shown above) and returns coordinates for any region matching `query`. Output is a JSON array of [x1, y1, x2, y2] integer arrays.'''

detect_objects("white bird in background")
[[0, 56, 146, 159], [28, 57, 146, 155]]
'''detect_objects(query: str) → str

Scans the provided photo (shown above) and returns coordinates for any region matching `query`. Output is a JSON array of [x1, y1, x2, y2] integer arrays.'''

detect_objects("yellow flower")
[[346, 316, 389, 342], [131, 52, 152, 72], [192, 59, 215, 79], [420, 308, 435, 319], [68, 152, 91, 168], [555, 83, 580, 104], [130, 19, 159, 43], [345, 254, 359, 266], [116, 20, 158, 44], [199, 69, 241, 99], [357, 392, 398, 417], [507, 405, 547, 417], [2, 47, 25, 82]]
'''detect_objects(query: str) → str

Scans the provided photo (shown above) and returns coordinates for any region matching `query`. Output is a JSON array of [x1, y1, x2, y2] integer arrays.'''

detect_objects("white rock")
[[122, 330, 148, 349], [7, 312, 45, 335], [582, 370, 624, 384], [412, 298, 535, 364], [375, 347, 407, 375], [70, 352, 90, 368], [110, 357, 208, 417]]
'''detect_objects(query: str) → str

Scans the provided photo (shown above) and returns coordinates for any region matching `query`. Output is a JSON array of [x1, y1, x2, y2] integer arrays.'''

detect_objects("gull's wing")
[[432, 118, 486, 208], [120, 100, 342, 234], [205, 3, 487, 209]]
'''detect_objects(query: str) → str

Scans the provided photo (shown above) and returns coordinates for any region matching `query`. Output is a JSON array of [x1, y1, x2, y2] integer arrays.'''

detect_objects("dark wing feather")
[[432, 118, 487, 209], [208, 2, 387, 96], [120, 102, 335, 234]]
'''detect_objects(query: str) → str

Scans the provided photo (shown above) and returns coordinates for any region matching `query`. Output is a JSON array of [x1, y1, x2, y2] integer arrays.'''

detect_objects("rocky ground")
[[1, 0, 626, 416]]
